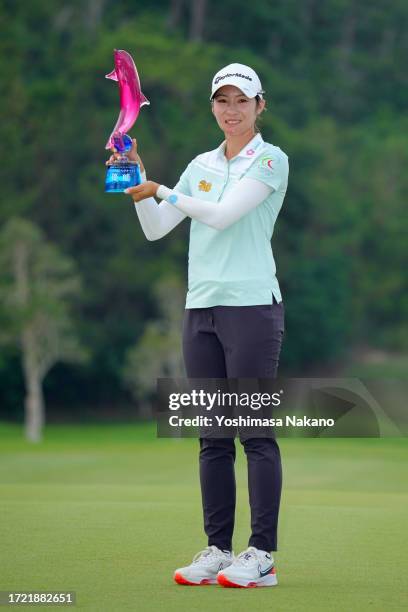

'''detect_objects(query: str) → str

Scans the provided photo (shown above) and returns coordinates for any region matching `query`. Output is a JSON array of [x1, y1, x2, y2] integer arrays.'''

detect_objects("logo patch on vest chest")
[[198, 180, 212, 192]]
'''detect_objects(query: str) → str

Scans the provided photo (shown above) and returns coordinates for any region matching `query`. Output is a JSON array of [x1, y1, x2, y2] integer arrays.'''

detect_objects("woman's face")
[[211, 84, 265, 137]]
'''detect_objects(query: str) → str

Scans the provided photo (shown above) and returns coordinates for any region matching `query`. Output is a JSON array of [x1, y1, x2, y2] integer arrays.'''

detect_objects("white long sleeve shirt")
[[134, 175, 271, 238]]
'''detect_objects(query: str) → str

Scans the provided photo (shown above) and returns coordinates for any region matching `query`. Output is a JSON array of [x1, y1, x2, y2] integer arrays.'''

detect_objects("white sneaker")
[[174, 545, 233, 586], [217, 546, 277, 588]]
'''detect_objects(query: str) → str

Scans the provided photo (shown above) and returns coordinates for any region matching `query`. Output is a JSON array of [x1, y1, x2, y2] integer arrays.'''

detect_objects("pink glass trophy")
[[105, 49, 150, 193]]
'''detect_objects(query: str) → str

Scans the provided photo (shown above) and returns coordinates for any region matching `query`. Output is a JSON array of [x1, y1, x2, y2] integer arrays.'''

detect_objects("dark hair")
[[254, 95, 265, 134]]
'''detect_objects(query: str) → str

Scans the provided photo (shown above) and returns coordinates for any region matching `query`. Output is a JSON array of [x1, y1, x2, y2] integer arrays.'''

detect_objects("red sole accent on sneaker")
[[174, 572, 213, 586], [217, 574, 257, 588]]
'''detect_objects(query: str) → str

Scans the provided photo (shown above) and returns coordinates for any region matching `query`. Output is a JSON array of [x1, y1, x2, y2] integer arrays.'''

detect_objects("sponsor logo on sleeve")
[[260, 156, 274, 170]]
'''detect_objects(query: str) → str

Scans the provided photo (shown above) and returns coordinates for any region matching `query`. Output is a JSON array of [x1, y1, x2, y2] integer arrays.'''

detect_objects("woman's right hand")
[[105, 138, 144, 172]]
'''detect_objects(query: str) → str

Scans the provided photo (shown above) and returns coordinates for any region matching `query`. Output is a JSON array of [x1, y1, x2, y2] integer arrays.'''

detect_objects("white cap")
[[210, 63, 264, 100]]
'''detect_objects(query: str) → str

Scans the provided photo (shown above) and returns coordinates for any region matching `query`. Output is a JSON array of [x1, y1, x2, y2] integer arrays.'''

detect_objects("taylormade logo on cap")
[[214, 72, 253, 85], [210, 63, 264, 100]]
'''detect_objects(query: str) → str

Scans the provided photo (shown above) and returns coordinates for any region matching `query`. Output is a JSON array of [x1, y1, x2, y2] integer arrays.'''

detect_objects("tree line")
[[0, 0, 406, 429]]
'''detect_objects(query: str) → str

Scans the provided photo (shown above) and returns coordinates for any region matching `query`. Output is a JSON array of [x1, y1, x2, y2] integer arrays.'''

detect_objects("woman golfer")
[[108, 63, 288, 588]]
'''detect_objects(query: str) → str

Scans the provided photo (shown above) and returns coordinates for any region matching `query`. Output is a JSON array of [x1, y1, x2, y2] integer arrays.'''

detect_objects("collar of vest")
[[216, 133, 264, 161]]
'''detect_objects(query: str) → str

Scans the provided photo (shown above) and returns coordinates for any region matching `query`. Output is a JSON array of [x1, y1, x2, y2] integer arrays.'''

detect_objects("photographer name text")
[[168, 415, 335, 428]]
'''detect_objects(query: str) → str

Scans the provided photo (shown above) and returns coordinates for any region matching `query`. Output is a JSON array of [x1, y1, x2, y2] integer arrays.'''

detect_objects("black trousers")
[[182, 297, 285, 552]]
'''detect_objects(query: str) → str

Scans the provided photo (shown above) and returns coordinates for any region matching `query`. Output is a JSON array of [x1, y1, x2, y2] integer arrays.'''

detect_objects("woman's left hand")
[[124, 181, 159, 202]]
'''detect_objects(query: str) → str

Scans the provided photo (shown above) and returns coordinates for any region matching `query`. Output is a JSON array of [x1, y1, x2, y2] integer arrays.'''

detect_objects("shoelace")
[[234, 546, 259, 566], [192, 545, 225, 565]]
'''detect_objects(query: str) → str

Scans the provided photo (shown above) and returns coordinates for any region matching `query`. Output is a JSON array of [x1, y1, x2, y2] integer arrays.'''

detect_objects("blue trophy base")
[[105, 162, 142, 193]]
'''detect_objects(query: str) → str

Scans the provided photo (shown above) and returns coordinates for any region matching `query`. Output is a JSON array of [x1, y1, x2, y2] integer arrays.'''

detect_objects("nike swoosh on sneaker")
[[259, 564, 274, 577]]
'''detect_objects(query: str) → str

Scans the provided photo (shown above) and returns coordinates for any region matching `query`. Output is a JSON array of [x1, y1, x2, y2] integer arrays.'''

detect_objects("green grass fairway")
[[0, 423, 407, 611]]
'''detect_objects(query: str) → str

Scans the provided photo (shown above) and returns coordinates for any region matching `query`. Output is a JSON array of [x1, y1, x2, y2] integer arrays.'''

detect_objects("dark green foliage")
[[0, 1, 406, 418]]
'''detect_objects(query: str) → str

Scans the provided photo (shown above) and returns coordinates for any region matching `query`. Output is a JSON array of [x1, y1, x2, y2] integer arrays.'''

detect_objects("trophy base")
[[105, 161, 142, 193]]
